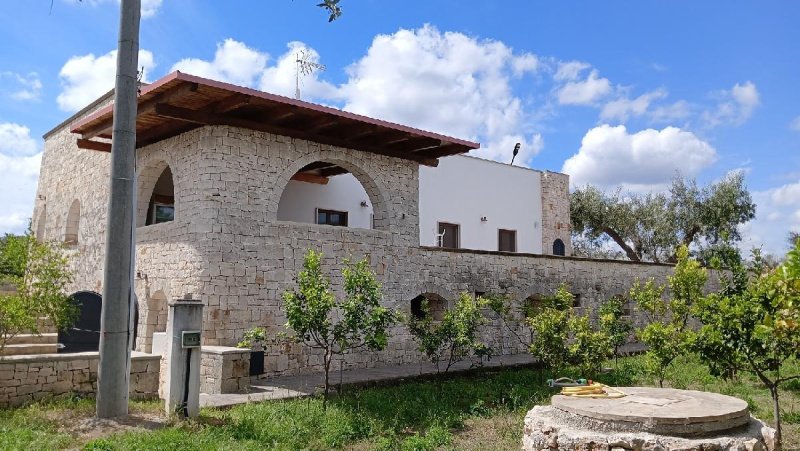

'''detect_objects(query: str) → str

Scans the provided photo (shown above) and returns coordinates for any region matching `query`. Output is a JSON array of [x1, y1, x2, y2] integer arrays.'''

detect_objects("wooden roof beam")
[[212, 93, 251, 114], [291, 172, 329, 185], [153, 103, 439, 166], [79, 81, 199, 140], [76, 138, 111, 153]]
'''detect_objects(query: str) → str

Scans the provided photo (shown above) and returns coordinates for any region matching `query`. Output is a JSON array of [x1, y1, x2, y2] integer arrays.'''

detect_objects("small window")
[[572, 294, 582, 308], [437, 222, 459, 249], [553, 239, 566, 256], [151, 202, 175, 224], [317, 209, 348, 227], [498, 229, 517, 252]]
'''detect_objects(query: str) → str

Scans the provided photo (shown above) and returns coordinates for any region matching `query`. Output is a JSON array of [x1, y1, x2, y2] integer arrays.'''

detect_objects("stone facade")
[[540, 171, 572, 256], [0, 352, 160, 407], [34, 99, 712, 380]]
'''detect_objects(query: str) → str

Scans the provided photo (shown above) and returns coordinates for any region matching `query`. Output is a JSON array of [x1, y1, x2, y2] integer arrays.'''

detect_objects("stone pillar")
[[164, 298, 203, 418]]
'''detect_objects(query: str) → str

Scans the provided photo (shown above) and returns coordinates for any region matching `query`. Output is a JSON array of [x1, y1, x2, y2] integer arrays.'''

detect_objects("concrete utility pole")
[[96, 0, 141, 419]]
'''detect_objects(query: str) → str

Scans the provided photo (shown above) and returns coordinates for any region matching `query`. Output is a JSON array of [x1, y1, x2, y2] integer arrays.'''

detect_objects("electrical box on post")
[[181, 331, 201, 348]]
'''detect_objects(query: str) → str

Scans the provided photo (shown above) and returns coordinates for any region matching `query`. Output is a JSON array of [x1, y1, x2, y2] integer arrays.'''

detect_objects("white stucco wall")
[[277, 174, 374, 229], [419, 155, 543, 253]]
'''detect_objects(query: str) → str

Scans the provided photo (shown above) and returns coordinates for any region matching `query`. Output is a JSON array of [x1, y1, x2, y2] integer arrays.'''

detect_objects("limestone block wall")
[[540, 171, 572, 256], [0, 352, 160, 408], [200, 346, 250, 394]]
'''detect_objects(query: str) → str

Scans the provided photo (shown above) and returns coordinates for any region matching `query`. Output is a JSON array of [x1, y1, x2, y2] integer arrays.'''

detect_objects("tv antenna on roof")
[[295, 50, 326, 100]]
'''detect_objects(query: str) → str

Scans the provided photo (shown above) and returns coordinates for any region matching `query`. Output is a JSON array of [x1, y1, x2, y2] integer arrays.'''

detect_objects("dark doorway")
[[553, 239, 566, 256], [59, 291, 138, 353], [59, 291, 102, 353]]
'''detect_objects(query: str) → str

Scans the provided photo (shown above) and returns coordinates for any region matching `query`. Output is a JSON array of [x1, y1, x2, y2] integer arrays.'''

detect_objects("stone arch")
[[64, 199, 80, 246], [271, 153, 391, 231], [523, 293, 545, 318], [409, 292, 448, 321], [35, 206, 46, 241], [553, 238, 566, 256], [136, 160, 175, 227]]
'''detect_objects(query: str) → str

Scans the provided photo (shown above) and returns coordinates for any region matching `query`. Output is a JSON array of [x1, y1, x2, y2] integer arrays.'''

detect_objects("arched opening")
[[553, 239, 566, 256], [36, 206, 46, 241], [137, 162, 175, 227], [64, 200, 80, 247], [524, 294, 545, 318], [277, 161, 377, 229], [410, 293, 447, 321]]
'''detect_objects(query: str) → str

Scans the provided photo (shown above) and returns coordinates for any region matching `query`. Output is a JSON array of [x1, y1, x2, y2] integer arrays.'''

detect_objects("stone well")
[[523, 387, 776, 451]]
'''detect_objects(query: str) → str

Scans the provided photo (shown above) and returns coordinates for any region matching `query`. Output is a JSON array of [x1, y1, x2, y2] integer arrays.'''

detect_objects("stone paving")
[[200, 353, 535, 408]]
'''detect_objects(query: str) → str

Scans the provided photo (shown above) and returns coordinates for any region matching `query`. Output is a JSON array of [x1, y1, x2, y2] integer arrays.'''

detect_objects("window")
[[64, 200, 80, 246], [317, 209, 348, 227], [553, 238, 566, 256], [145, 167, 175, 226], [151, 202, 175, 224], [498, 229, 517, 252], [572, 294, 582, 308], [437, 222, 459, 249]]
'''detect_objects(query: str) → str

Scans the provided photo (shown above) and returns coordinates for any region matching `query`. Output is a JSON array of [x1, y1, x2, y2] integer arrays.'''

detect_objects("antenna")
[[295, 50, 326, 100]]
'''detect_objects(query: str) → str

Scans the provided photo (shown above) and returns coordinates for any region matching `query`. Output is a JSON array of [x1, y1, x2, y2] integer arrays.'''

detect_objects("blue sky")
[[1, 0, 798, 253]]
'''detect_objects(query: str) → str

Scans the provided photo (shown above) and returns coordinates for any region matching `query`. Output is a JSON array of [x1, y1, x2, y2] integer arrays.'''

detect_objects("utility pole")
[[96, 0, 140, 419]]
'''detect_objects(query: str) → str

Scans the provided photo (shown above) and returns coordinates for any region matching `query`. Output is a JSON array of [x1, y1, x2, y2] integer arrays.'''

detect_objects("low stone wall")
[[0, 351, 160, 408], [200, 346, 250, 394]]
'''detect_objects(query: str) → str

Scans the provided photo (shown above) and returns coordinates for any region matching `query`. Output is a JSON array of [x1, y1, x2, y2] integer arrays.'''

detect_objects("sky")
[[0, 0, 798, 254]]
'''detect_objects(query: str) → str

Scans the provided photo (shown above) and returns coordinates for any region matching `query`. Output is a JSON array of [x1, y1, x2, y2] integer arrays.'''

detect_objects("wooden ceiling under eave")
[[70, 71, 480, 170]]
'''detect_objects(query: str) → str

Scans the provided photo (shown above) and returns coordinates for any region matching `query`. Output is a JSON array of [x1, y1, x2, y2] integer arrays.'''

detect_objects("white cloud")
[[259, 42, 339, 100], [1, 72, 42, 101], [0, 123, 38, 156], [600, 88, 668, 123], [739, 179, 800, 255], [339, 25, 544, 163], [649, 100, 692, 123], [790, 116, 800, 132], [57, 49, 155, 112], [71, 0, 163, 18], [554, 61, 590, 81], [702, 81, 760, 127], [562, 124, 718, 192], [172, 39, 267, 88], [0, 123, 41, 235], [556, 69, 612, 105]]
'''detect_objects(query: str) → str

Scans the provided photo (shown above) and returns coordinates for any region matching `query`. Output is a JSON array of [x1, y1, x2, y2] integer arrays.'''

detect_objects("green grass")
[[0, 357, 797, 450]]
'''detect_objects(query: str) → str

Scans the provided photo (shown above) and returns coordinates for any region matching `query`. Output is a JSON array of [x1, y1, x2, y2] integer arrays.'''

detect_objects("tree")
[[283, 250, 396, 408], [598, 296, 632, 364], [407, 292, 493, 373], [631, 246, 706, 387], [571, 173, 755, 263], [0, 229, 77, 351], [789, 231, 799, 248], [694, 242, 800, 451]]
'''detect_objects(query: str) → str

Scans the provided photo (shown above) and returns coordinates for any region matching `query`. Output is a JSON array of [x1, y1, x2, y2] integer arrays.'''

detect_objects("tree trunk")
[[770, 384, 782, 451], [322, 348, 332, 410], [602, 227, 641, 262]]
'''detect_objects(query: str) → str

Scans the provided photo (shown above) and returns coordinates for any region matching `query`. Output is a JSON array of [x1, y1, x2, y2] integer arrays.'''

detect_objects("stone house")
[[33, 71, 676, 377]]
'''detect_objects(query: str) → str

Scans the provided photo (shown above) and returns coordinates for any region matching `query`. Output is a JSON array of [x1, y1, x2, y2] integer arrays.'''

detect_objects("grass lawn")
[[1, 356, 797, 450]]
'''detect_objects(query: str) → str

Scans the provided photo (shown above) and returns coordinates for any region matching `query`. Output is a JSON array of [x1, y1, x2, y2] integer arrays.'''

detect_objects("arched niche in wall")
[[553, 238, 566, 256], [137, 161, 175, 227], [64, 200, 80, 247], [273, 157, 389, 231], [524, 293, 545, 318], [409, 293, 448, 321]]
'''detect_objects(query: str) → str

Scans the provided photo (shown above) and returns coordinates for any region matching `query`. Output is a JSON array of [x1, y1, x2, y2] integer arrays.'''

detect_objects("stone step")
[[5, 333, 58, 345], [0, 343, 59, 356]]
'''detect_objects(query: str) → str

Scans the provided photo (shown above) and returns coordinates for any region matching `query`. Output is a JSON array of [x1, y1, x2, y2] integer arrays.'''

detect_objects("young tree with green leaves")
[[631, 245, 706, 387], [694, 242, 800, 451], [0, 229, 77, 351], [283, 250, 397, 408], [407, 292, 492, 373], [598, 296, 633, 364]]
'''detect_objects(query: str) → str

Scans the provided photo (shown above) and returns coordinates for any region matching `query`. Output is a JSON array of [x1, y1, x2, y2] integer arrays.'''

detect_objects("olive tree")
[[0, 230, 77, 351], [283, 250, 397, 408], [694, 242, 800, 451], [571, 173, 755, 263]]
